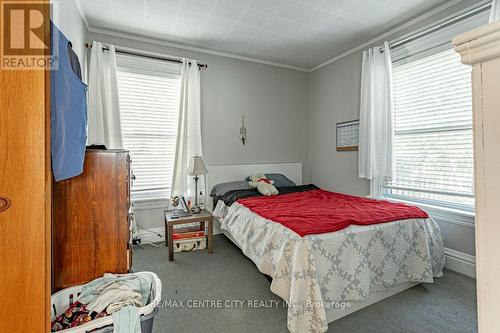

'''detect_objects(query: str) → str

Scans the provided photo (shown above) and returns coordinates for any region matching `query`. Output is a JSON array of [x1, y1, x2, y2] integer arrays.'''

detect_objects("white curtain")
[[490, 0, 500, 23], [88, 41, 123, 148], [171, 59, 203, 198], [358, 41, 393, 181]]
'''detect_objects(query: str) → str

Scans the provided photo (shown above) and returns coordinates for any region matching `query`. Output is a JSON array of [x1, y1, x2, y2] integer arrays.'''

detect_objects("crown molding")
[[73, 0, 89, 29], [453, 21, 500, 64], [78, 0, 483, 72], [87, 27, 310, 72], [310, 0, 471, 72]]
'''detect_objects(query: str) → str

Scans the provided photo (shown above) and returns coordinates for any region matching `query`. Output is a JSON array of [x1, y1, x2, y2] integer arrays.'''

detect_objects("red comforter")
[[237, 189, 429, 237]]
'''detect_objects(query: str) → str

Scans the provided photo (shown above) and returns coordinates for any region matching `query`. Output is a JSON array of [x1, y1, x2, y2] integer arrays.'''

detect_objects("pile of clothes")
[[52, 273, 152, 333]]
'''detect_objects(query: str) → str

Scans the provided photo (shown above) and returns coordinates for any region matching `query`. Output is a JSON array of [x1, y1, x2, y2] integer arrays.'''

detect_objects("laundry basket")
[[51, 272, 162, 333]]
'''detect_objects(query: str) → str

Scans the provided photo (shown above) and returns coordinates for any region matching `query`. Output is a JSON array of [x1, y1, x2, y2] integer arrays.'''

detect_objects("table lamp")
[[187, 155, 208, 213]]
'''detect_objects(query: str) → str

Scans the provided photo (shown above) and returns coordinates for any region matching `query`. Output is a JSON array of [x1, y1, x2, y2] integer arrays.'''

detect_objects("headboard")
[[205, 162, 302, 211]]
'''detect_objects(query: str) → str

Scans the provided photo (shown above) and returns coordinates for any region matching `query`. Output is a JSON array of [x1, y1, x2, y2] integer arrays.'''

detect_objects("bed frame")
[[206, 162, 418, 325]]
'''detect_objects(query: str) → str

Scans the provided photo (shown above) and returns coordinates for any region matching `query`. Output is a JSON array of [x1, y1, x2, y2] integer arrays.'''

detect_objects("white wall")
[[51, 0, 88, 81], [308, 0, 481, 276], [308, 52, 369, 196], [86, 30, 310, 231]]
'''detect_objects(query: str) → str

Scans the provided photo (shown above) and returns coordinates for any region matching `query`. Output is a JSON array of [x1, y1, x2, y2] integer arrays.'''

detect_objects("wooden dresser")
[[53, 149, 131, 291]]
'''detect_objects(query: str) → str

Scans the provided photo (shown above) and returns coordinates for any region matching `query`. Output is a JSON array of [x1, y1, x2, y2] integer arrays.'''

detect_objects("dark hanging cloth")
[[67, 42, 82, 80]]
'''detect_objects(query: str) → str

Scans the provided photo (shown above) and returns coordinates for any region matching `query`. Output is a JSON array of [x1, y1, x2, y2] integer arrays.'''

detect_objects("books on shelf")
[[173, 231, 205, 240], [172, 224, 206, 252]]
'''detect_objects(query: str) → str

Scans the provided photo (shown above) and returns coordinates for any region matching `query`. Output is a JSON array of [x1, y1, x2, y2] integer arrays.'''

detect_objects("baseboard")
[[136, 227, 165, 244], [444, 247, 476, 278]]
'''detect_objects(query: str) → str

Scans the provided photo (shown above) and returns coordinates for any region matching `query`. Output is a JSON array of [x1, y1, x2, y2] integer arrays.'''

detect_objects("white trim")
[[310, 0, 490, 72], [136, 227, 165, 243], [454, 19, 500, 331], [453, 21, 500, 64], [444, 247, 476, 278], [73, 0, 89, 29], [426, 205, 475, 229], [87, 27, 310, 72], [371, 195, 475, 228]]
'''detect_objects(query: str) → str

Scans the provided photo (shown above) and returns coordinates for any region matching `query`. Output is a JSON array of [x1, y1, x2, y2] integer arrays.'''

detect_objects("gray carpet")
[[133, 235, 477, 333]]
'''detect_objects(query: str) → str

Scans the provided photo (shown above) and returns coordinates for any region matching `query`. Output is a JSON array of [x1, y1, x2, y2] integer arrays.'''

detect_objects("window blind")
[[117, 55, 181, 201], [391, 8, 488, 65], [384, 48, 474, 209]]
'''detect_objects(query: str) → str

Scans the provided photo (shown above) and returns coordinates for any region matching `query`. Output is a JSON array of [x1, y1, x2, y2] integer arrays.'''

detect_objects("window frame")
[[380, 47, 475, 214], [116, 53, 182, 203], [373, 7, 490, 216]]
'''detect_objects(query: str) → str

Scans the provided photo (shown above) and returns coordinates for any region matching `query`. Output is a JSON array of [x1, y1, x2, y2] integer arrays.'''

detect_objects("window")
[[383, 48, 474, 210], [117, 54, 181, 201]]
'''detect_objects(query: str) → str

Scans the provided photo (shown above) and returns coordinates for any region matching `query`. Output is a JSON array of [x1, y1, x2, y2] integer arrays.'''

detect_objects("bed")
[[207, 164, 445, 333]]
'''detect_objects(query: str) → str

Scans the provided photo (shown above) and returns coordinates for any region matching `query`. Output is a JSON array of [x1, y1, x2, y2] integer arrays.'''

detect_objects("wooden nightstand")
[[164, 210, 214, 261]]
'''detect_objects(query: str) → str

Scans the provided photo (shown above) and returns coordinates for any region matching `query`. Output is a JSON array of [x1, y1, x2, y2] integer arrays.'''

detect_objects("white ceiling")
[[80, 0, 450, 70]]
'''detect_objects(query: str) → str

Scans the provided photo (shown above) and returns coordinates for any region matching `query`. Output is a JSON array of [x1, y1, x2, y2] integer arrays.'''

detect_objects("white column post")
[[453, 22, 500, 333]]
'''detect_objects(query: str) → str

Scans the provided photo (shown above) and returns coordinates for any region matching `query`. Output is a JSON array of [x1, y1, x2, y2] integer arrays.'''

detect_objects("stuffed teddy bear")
[[248, 174, 279, 196]]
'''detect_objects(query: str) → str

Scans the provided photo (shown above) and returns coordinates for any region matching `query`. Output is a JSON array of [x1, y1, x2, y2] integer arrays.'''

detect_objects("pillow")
[[266, 173, 296, 187], [246, 173, 296, 187], [210, 181, 252, 197]]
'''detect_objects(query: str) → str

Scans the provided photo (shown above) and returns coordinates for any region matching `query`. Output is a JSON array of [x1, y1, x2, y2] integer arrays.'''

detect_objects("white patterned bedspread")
[[214, 200, 445, 333]]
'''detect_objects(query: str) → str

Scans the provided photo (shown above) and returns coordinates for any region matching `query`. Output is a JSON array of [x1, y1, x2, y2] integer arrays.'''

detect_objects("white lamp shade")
[[187, 155, 208, 176]]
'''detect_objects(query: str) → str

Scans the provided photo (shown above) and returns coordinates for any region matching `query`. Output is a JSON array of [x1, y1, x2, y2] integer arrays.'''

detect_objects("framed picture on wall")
[[336, 120, 359, 151]]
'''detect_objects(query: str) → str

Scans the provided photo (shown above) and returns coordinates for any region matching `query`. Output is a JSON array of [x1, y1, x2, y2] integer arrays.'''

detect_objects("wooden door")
[[0, 0, 51, 331]]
